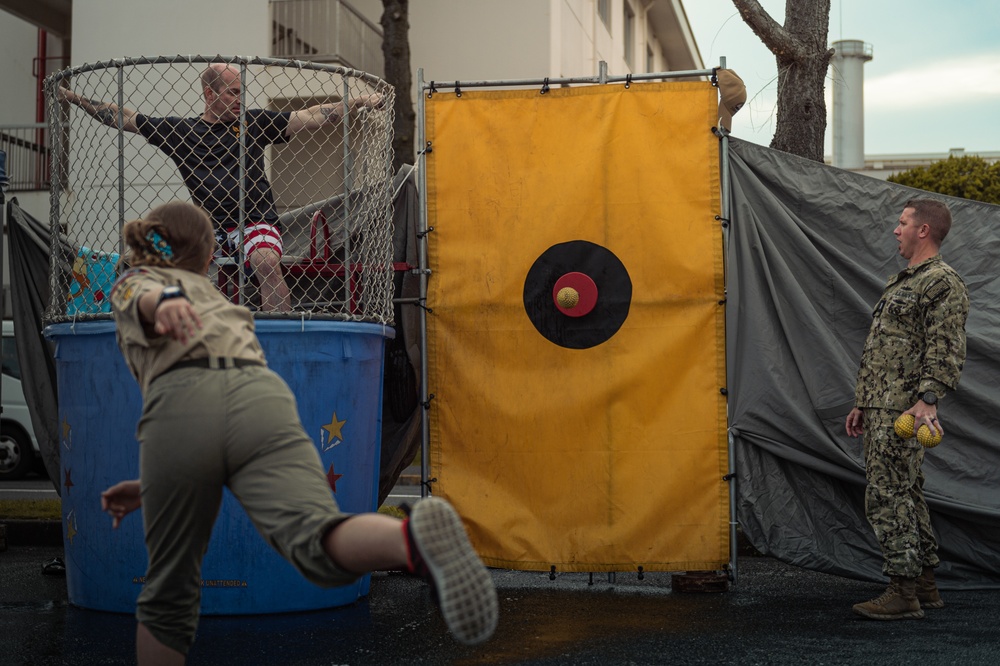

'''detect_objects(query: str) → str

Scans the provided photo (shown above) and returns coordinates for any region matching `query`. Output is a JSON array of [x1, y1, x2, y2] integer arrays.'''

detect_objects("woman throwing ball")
[[102, 201, 497, 664]]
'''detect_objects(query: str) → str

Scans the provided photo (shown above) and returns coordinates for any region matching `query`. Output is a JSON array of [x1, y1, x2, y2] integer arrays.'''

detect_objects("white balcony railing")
[[270, 0, 384, 77], [0, 123, 50, 192]]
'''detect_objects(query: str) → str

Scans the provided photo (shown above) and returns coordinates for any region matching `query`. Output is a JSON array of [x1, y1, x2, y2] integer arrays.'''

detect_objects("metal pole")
[[0, 150, 6, 414], [717, 55, 739, 587], [341, 76, 353, 315], [416, 68, 431, 497], [116, 65, 125, 237], [236, 60, 249, 303], [46, 77, 62, 320], [407, 66, 714, 93]]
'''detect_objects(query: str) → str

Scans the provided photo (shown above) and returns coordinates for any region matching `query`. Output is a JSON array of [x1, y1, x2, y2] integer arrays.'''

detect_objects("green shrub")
[[888, 155, 1000, 204]]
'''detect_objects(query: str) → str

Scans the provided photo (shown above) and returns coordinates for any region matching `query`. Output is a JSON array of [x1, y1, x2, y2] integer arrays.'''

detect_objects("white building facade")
[[0, 0, 701, 312], [0, 0, 702, 209]]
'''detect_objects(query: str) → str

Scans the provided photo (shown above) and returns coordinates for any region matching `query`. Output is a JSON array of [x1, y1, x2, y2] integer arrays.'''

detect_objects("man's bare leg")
[[248, 247, 290, 312]]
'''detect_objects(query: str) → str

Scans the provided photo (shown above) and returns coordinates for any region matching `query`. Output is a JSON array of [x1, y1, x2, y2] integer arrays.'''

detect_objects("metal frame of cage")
[[43, 54, 395, 324]]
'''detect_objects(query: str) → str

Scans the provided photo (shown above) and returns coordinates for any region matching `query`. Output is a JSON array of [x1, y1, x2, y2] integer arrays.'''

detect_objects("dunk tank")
[[42, 56, 396, 613]]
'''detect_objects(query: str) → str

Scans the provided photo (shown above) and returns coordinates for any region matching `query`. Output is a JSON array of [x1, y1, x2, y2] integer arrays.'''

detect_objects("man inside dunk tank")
[[59, 62, 384, 312]]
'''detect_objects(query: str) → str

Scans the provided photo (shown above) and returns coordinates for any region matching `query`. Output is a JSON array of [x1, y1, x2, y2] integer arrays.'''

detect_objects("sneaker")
[[404, 497, 498, 645]]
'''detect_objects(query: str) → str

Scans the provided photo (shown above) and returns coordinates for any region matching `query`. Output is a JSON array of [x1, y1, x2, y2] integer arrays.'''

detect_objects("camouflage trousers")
[[862, 409, 939, 577]]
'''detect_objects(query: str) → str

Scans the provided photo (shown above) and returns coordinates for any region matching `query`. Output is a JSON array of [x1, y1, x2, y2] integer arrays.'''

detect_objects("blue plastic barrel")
[[45, 319, 392, 615]]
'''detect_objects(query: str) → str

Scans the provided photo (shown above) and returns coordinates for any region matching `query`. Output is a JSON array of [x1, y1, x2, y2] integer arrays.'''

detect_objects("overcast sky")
[[682, 0, 1000, 156]]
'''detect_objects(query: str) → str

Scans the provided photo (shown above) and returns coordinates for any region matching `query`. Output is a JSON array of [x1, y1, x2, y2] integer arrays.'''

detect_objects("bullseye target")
[[523, 240, 632, 349]]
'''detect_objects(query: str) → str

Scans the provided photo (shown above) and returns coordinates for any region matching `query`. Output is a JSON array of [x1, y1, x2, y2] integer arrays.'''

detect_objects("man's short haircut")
[[905, 197, 952, 244], [201, 64, 235, 94]]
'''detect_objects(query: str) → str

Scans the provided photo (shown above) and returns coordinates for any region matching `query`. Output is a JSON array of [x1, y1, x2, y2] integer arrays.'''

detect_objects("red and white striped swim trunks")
[[217, 222, 283, 259]]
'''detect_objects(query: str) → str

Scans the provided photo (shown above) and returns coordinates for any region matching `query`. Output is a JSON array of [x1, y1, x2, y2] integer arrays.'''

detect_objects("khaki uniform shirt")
[[110, 266, 266, 395], [854, 255, 969, 411]]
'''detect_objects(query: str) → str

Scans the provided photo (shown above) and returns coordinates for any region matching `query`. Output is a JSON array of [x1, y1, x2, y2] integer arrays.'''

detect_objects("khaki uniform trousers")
[[135, 365, 355, 655]]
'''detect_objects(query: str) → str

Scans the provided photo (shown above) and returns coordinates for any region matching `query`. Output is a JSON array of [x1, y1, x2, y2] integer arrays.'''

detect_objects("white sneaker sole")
[[409, 497, 499, 645]]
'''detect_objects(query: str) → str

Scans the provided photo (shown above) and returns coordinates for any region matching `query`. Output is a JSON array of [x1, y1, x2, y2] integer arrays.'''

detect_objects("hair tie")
[[145, 230, 175, 260]]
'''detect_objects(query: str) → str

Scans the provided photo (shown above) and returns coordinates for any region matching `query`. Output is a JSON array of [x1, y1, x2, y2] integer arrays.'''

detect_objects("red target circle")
[[552, 272, 598, 317]]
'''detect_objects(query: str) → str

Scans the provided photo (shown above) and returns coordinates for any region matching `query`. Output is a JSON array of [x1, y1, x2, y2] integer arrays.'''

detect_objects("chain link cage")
[[43, 55, 395, 324]]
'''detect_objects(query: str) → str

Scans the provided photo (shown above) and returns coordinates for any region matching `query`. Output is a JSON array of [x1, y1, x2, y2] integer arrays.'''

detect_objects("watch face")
[[157, 286, 186, 305], [922, 392, 938, 405]]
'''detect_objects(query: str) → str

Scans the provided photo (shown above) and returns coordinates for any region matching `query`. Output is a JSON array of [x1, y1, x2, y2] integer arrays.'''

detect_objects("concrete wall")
[[349, 0, 661, 83], [408, 0, 551, 83], [71, 0, 270, 64], [0, 12, 43, 124]]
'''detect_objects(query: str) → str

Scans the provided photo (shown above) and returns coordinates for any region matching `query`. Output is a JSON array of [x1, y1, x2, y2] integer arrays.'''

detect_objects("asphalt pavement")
[[4, 537, 1000, 665], [4, 472, 1000, 664]]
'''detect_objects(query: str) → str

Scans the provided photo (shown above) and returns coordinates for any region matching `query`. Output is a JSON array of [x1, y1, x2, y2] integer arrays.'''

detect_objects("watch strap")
[[155, 285, 188, 308]]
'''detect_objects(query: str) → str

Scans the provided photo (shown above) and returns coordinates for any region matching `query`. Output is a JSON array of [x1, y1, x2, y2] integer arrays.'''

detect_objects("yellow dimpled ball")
[[917, 424, 943, 448], [894, 413, 915, 439], [557, 287, 580, 309]]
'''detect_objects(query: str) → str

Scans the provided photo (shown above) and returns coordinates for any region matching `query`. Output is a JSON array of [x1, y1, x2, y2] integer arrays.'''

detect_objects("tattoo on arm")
[[73, 95, 118, 127], [320, 105, 340, 122], [95, 108, 117, 126]]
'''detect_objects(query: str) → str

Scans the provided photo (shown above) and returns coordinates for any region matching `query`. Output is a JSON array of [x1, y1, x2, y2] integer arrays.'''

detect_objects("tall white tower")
[[830, 39, 873, 169]]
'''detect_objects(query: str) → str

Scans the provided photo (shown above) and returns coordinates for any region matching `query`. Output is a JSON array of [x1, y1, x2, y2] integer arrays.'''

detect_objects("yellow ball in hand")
[[893, 413, 915, 439], [917, 424, 943, 448]]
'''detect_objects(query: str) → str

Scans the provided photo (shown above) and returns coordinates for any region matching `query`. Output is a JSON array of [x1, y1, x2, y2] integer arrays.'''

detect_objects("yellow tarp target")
[[424, 81, 727, 572]]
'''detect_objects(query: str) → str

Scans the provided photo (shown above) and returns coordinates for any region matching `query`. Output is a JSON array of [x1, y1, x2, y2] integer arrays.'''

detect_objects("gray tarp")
[[379, 164, 422, 505], [8, 198, 74, 489], [727, 138, 1000, 589]]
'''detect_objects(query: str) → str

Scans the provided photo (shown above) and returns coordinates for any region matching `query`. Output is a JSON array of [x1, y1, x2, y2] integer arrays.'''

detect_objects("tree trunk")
[[732, 0, 833, 162], [381, 0, 415, 173], [771, 54, 829, 161]]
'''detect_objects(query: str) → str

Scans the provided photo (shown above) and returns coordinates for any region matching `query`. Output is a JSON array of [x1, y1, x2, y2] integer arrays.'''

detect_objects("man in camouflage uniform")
[[845, 197, 969, 620]]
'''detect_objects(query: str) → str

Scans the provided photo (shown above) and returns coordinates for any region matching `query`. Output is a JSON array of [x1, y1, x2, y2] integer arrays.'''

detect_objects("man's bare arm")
[[58, 87, 141, 134], [285, 93, 385, 136]]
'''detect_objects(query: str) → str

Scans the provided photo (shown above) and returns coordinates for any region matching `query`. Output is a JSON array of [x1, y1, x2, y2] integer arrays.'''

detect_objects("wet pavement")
[[4, 543, 1000, 665]]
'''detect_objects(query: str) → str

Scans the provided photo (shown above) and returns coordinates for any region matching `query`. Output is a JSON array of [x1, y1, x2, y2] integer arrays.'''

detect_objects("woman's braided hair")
[[122, 201, 216, 272]]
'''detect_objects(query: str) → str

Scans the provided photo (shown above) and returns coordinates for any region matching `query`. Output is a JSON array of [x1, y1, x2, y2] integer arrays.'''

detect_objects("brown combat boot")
[[852, 576, 924, 620], [916, 566, 945, 609]]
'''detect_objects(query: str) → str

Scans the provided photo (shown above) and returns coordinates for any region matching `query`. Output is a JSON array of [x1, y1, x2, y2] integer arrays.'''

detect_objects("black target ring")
[[522, 240, 632, 349]]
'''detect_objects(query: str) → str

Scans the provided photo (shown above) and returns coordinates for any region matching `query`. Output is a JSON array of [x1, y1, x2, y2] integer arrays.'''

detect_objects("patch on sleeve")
[[924, 278, 950, 304], [111, 268, 150, 309]]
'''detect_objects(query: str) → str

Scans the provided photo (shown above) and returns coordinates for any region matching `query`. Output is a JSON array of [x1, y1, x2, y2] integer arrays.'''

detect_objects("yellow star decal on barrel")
[[322, 412, 346, 451], [66, 509, 78, 545]]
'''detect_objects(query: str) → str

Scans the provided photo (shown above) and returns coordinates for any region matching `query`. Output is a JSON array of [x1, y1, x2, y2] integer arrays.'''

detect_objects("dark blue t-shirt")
[[136, 110, 290, 229]]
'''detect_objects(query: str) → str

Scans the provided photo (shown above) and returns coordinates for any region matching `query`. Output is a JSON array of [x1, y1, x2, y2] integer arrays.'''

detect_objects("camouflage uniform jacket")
[[854, 255, 969, 411]]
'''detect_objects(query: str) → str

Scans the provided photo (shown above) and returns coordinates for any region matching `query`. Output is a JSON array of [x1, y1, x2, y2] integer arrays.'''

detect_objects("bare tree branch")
[[731, 0, 797, 58], [730, 0, 833, 161]]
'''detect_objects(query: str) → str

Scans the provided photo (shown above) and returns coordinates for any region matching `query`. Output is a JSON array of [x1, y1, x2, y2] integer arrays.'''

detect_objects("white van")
[[1, 320, 42, 480]]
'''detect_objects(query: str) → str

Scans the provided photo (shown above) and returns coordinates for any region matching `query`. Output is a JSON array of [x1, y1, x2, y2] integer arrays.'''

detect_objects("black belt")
[[165, 357, 265, 373]]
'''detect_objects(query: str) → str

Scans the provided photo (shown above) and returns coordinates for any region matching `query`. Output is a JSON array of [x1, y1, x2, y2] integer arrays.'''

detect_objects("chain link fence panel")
[[44, 55, 395, 324]]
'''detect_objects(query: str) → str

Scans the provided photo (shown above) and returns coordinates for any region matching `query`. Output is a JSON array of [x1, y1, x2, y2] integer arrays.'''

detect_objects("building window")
[[646, 45, 655, 73], [598, 0, 611, 32], [623, 1, 635, 68]]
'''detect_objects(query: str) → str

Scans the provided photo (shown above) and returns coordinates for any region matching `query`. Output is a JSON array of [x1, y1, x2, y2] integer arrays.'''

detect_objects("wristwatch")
[[919, 391, 938, 406], [155, 285, 188, 308]]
